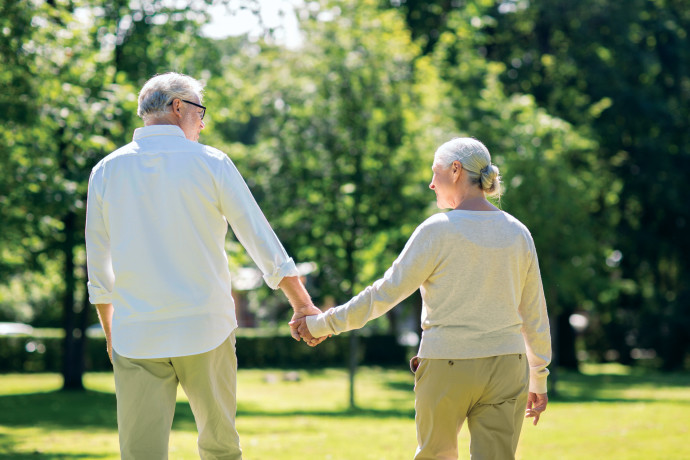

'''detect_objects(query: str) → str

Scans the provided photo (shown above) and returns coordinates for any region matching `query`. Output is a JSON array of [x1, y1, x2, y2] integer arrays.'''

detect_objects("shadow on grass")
[[236, 405, 415, 419], [0, 390, 197, 432], [0, 390, 118, 429], [0, 388, 414, 438], [551, 368, 690, 404], [0, 410, 109, 460], [1, 367, 688, 432]]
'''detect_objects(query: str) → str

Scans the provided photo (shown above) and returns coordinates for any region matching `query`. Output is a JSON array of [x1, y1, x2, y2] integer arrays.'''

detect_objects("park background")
[[1, 0, 689, 458]]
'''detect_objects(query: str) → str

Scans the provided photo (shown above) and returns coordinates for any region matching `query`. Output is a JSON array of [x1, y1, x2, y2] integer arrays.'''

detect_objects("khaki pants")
[[112, 333, 242, 460], [413, 354, 529, 460]]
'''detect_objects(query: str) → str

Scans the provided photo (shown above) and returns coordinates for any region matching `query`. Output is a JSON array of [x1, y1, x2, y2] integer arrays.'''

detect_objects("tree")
[[210, 0, 440, 406], [0, 0, 221, 389], [485, 0, 690, 369], [421, 4, 613, 373]]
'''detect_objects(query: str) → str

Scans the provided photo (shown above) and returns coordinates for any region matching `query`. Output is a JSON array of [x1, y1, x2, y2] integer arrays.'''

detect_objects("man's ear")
[[171, 99, 182, 118]]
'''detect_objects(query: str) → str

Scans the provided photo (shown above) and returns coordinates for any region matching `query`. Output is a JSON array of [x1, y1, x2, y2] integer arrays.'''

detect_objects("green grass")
[[1, 364, 689, 459]]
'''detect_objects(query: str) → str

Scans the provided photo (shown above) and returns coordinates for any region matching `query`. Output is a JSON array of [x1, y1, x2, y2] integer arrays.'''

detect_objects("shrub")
[[0, 331, 409, 372]]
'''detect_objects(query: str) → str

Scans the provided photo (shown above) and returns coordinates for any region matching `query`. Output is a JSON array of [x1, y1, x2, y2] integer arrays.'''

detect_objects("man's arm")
[[85, 167, 115, 305], [96, 303, 114, 363], [278, 276, 326, 345], [215, 156, 327, 344], [277, 276, 313, 311]]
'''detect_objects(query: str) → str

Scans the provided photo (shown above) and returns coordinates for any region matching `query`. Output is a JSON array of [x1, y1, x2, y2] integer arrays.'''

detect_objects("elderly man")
[[85, 72, 321, 460]]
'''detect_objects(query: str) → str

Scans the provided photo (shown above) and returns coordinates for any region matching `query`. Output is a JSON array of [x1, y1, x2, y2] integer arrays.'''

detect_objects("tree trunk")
[[61, 210, 84, 391], [348, 330, 358, 409], [556, 311, 579, 370], [345, 238, 357, 409]]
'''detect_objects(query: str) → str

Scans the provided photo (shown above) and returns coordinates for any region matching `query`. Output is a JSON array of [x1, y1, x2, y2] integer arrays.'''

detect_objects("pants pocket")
[[410, 356, 420, 373]]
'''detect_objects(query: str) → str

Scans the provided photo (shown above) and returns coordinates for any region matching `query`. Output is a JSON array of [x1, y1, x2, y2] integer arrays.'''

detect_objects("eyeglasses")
[[169, 99, 206, 120]]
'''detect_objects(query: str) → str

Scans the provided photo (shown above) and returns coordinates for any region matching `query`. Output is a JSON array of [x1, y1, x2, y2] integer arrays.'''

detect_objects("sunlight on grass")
[[1, 365, 689, 459]]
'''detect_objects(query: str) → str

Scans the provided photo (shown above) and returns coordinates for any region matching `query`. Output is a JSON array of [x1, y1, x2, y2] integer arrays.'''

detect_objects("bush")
[[0, 331, 409, 373]]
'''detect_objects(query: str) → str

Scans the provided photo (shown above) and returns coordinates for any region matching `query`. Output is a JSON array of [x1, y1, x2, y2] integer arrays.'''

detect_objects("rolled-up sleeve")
[[217, 156, 299, 289], [85, 166, 115, 304]]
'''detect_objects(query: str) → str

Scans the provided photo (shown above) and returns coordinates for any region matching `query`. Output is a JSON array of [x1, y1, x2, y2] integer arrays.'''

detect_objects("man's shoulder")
[[93, 141, 231, 171], [92, 142, 138, 172], [198, 144, 231, 163]]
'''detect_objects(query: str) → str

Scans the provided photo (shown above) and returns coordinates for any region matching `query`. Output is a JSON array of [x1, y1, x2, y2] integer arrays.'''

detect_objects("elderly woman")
[[291, 138, 551, 460]]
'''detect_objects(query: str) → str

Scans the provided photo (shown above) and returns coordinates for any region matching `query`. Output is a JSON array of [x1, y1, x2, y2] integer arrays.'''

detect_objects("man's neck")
[[145, 116, 178, 127]]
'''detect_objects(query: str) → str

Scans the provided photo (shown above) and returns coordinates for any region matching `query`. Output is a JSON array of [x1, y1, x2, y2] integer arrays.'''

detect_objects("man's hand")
[[289, 306, 327, 346], [289, 316, 320, 346], [278, 276, 324, 345], [96, 303, 114, 365], [525, 392, 548, 425]]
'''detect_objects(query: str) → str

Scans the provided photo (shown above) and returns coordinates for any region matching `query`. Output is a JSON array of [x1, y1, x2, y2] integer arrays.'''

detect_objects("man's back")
[[84, 73, 316, 460], [97, 126, 231, 313], [87, 125, 237, 357], [86, 125, 295, 358]]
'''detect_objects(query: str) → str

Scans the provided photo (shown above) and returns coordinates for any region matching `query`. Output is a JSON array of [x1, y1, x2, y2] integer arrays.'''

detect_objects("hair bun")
[[480, 164, 501, 195]]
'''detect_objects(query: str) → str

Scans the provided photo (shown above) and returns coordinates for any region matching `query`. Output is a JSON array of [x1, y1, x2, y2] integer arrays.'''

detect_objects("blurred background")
[[0, 0, 688, 393]]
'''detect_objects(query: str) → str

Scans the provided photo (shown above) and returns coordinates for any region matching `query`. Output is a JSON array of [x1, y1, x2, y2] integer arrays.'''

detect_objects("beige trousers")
[[413, 354, 529, 460], [112, 332, 242, 460]]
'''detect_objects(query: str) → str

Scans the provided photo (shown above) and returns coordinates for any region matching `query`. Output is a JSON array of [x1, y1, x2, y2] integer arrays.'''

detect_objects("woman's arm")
[[518, 242, 552, 395], [304, 225, 437, 338]]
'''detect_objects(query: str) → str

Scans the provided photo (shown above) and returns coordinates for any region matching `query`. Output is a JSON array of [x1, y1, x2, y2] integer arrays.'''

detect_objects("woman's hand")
[[525, 392, 548, 425], [289, 315, 326, 347]]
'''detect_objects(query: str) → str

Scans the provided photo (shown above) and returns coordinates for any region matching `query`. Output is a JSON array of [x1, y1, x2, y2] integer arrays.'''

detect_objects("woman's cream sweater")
[[306, 210, 552, 393]]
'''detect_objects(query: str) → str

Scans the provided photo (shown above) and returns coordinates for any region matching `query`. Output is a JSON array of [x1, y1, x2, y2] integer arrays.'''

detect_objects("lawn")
[[0, 364, 689, 459]]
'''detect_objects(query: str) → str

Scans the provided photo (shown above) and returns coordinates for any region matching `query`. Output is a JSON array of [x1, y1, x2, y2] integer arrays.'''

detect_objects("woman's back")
[[417, 210, 542, 359]]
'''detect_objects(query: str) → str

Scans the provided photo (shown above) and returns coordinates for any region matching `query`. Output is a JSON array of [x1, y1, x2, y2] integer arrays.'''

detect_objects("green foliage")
[[481, 0, 690, 368], [1, 0, 687, 375], [0, 332, 407, 372], [215, 0, 436, 305]]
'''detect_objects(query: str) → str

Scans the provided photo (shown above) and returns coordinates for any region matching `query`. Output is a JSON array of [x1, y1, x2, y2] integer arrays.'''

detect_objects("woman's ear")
[[452, 161, 462, 179]]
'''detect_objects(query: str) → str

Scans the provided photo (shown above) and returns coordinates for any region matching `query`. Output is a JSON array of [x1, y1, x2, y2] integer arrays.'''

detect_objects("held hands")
[[289, 306, 329, 347], [525, 392, 548, 425]]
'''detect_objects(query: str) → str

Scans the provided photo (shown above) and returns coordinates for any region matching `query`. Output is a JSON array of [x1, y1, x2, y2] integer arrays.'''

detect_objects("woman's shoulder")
[[417, 212, 455, 231], [422, 210, 535, 241], [498, 211, 534, 236]]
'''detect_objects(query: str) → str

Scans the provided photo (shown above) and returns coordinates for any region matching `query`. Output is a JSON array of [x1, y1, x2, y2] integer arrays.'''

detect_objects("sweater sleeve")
[[307, 224, 436, 338], [518, 238, 552, 394]]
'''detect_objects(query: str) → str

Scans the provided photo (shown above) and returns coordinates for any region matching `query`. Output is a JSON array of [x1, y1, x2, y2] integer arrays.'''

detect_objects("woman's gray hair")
[[434, 137, 502, 197], [137, 72, 205, 121]]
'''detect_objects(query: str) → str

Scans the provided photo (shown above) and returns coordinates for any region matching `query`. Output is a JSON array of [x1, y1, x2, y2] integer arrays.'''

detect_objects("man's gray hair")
[[137, 72, 204, 121], [434, 137, 502, 197]]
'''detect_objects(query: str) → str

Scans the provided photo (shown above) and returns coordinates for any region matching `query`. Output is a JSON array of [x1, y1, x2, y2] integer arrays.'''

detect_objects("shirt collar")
[[133, 124, 186, 141]]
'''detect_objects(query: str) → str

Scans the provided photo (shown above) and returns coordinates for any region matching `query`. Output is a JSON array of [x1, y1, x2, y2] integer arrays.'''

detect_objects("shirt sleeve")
[[85, 166, 115, 304], [306, 224, 436, 338], [217, 156, 299, 289], [518, 237, 552, 394]]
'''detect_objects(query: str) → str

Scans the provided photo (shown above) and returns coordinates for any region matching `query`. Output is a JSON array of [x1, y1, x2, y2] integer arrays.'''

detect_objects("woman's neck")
[[453, 194, 499, 211]]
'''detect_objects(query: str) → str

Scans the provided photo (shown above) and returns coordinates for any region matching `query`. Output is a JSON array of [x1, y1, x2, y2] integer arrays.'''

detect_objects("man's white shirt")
[[85, 125, 298, 358]]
